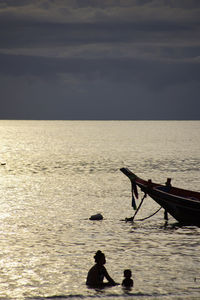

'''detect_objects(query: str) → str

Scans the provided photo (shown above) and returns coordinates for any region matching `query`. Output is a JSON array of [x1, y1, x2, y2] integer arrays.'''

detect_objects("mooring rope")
[[132, 193, 146, 220], [125, 193, 146, 222], [135, 206, 162, 221], [125, 192, 163, 222]]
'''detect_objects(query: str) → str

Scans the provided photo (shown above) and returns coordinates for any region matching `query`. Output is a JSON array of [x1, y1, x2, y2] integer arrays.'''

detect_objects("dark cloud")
[[1, 19, 197, 50], [0, 0, 200, 119], [1, 72, 199, 120], [0, 0, 31, 7], [163, 0, 200, 9], [1, 53, 199, 89]]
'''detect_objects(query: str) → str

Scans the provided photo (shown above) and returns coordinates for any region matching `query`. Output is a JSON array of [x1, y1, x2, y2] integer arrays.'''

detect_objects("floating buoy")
[[89, 213, 103, 220]]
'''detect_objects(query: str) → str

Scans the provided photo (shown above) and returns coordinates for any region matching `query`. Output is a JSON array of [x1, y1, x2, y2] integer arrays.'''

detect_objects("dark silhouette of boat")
[[120, 168, 200, 226]]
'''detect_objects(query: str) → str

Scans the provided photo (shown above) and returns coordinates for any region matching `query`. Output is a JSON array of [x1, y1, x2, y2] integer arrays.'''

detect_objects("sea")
[[0, 120, 199, 300]]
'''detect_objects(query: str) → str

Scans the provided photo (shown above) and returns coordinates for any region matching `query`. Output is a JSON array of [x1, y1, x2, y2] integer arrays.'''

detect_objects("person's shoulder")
[[101, 265, 107, 273], [129, 279, 133, 284], [88, 264, 97, 273], [122, 279, 126, 285]]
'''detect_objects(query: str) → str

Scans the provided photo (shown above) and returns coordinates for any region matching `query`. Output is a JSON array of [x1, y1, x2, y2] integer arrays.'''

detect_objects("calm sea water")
[[0, 120, 199, 300]]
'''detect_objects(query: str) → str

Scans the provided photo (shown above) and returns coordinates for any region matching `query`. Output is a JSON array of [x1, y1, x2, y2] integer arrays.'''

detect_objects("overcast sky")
[[0, 0, 200, 119]]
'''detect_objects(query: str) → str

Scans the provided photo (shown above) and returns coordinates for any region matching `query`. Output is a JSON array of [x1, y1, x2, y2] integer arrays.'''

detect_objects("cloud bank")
[[0, 0, 200, 119]]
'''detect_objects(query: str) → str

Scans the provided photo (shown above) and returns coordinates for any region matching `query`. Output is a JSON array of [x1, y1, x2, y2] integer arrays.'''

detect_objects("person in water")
[[86, 250, 118, 288], [122, 269, 133, 288]]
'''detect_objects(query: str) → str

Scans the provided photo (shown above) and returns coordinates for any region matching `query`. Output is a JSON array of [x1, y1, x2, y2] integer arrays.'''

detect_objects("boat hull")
[[147, 188, 200, 225], [121, 168, 200, 226]]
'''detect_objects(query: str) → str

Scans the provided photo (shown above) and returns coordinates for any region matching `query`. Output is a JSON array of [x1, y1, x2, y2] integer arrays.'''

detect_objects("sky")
[[0, 0, 200, 120]]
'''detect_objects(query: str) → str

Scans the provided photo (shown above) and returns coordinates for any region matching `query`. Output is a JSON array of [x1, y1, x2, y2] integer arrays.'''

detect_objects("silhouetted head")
[[94, 250, 106, 265], [165, 178, 172, 187], [124, 269, 132, 279]]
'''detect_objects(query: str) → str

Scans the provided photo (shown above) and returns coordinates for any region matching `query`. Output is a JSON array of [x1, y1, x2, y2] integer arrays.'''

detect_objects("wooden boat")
[[120, 168, 200, 226]]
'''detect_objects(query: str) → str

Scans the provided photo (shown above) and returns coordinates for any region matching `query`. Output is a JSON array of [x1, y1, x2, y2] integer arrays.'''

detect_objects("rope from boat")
[[125, 191, 162, 222], [125, 193, 147, 222], [133, 193, 146, 219], [135, 206, 162, 221]]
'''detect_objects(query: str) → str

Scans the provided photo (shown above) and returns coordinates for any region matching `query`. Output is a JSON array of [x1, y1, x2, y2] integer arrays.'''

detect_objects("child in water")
[[122, 269, 133, 288]]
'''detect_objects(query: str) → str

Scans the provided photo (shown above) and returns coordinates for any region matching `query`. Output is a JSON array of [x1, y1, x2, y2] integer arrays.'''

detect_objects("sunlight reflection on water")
[[0, 121, 199, 299]]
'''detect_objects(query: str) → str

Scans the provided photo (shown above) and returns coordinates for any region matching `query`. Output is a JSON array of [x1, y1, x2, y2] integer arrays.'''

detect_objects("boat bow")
[[120, 168, 200, 226]]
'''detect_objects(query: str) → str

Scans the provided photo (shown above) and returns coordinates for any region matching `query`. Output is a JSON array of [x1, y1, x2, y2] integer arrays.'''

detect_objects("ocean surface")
[[0, 120, 199, 300]]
